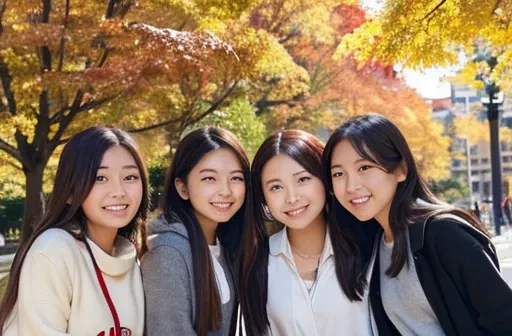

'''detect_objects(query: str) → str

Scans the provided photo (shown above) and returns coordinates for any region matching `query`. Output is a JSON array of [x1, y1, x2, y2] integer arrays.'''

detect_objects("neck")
[[194, 211, 218, 245], [86, 224, 118, 255], [375, 212, 394, 243], [287, 213, 326, 256]]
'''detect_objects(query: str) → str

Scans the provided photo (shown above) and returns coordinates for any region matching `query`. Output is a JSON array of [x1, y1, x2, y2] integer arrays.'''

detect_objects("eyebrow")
[[265, 170, 307, 186], [330, 158, 368, 169], [293, 170, 306, 176], [98, 165, 139, 170], [199, 168, 244, 174], [265, 178, 281, 186]]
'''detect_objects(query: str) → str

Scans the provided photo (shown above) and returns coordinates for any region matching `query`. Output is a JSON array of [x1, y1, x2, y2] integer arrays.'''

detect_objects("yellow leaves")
[[392, 108, 450, 180], [337, 0, 512, 70]]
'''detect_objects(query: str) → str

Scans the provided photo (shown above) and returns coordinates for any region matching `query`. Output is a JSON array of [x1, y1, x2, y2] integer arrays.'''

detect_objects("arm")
[[141, 245, 197, 336], [16, 252, 73, 335], [431, 220, 512, 335]]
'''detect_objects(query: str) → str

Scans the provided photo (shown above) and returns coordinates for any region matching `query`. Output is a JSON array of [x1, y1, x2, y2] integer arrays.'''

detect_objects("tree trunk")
[[20, 166, 45, 243]]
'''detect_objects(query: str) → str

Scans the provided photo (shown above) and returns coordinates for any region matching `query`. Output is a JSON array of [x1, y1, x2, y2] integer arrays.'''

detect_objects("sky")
[[359, 0, 455, 99]]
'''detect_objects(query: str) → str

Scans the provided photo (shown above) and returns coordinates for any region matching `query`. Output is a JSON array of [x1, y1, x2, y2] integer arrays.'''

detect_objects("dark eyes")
[[201, 176, 244, 182], [298, 176, 311, 183], [332, 165, 374, 178], [95, 175, 139, 182]]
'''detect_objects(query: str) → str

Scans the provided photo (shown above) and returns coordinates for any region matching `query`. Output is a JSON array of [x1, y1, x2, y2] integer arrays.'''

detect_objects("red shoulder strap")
[[84, 239, 122, 336]]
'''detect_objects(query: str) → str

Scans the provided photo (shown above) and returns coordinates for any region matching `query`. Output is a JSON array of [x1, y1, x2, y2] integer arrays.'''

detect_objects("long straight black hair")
[[239, 129, 377, 335], [323, 114, 486, 277], [161, 126, 250, 336], [0, 127, 150, 333]]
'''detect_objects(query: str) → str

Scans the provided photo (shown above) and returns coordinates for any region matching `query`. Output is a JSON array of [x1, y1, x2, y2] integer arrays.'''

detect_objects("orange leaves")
[[0, 24, 64, 49]]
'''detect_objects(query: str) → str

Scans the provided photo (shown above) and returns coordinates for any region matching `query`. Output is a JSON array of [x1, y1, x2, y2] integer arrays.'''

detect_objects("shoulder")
[[420, 215, 495, 263], [426, 215, 489, 245], [28, 228, 78, 260]]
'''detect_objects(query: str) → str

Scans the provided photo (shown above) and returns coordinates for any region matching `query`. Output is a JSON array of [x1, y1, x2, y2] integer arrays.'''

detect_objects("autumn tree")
[[0, 0, 252, 240]]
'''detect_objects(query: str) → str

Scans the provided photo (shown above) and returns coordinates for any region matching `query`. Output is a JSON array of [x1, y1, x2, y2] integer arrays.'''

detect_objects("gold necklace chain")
[[292, 247, 321, 259]]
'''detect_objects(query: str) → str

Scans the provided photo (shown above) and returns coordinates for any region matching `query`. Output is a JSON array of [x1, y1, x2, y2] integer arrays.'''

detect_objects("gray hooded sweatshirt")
[[141, 215, 236, 336]]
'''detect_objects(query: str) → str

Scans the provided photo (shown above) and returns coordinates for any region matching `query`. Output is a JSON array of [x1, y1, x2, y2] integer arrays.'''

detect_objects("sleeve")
[[431, 221, 512, 335], [141, 245, 197, 336], [16, 251, 73, 335]]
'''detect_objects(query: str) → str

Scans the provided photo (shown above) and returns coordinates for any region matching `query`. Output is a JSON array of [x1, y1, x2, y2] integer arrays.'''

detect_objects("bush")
[[0, 197, 24, 236]]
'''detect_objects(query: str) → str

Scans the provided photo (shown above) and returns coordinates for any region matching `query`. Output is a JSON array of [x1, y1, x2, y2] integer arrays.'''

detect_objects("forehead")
[[261, 154, 306, 180], [331, 140, 366, 165], [100, 146, 138, 166], [193, 148, 243, 172]]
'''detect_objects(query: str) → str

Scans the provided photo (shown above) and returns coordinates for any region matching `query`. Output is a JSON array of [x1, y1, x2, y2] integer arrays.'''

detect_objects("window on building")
[[470, 145, 478, 155], [472, 182, 479, 193], [483, 182, 491, 197], [481, 158, 489, 164], [471, 170, 479, 176]]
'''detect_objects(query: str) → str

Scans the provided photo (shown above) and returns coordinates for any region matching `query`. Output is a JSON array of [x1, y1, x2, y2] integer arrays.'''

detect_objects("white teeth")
[[212, 203, 231, 209], [104, 205, 127, 211], [351, 197, 370, 204], [288, 206, 306, 216]]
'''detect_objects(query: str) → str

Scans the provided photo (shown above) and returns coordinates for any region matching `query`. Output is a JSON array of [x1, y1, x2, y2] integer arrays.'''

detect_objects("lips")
[[284, 205, 308, 217], [350, 196, 370, 205], [211, 202, 233, 212], [103, 204, 128, 211]]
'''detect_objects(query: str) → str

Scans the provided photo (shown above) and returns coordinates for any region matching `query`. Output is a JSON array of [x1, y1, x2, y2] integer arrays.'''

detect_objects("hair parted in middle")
[[239, 129, 375, 335]]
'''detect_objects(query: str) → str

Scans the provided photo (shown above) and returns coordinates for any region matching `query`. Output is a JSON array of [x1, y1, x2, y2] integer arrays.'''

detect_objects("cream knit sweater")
[[3, 228, 144, 336]]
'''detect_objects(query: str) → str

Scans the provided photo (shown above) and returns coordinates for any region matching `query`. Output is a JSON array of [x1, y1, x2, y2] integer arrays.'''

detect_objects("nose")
[[285, 186, 299, 204], [345, 174, 361, 193], [218, 179, 233, 197], [109, 179, 126, 198]]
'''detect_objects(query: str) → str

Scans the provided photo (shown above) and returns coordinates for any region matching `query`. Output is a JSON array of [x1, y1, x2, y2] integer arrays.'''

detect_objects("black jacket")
[[369, 216, 512, 336]]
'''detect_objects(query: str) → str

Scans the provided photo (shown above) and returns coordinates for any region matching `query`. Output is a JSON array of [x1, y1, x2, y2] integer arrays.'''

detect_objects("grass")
[[0, 275, 9, 301]]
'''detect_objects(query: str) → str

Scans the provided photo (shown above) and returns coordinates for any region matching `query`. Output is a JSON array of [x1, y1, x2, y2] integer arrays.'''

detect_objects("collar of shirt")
[[269, 227, 334, 267]]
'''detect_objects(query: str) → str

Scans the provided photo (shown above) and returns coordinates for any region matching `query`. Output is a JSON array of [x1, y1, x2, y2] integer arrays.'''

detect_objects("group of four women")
[[1, 114, 512, 336]]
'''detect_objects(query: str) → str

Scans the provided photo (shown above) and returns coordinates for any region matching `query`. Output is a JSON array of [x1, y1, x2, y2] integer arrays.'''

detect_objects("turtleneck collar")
[[85, 235, 137, 277]]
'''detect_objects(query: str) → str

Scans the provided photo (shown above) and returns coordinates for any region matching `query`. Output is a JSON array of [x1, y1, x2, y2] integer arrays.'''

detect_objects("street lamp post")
[[481, 88, 505, 235], [476, 52, 506, 236]]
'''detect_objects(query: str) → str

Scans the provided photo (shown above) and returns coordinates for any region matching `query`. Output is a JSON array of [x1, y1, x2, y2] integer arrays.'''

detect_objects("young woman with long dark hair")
[[142, 126, 249, 336], [240, 129, 375, 336], [1, 127, 149, 336], [323, 114, 512, 336]]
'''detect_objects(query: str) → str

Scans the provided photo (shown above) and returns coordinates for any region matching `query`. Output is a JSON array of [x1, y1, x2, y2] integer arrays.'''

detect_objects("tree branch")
[[57, 0, 70, 72], [422, 0, 447, 21], [184, 80, 239, 127], [106, 0, 117, 19], [0, 56, 16, 115], [0, 157, 23, 171], [0, 0, 7, 35], [127, 116, 184, 134], [0, 137, 22, 163]]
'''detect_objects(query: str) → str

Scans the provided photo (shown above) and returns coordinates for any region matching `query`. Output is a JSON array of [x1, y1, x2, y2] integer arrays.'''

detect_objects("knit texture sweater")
[[3, 228, 144, 336]]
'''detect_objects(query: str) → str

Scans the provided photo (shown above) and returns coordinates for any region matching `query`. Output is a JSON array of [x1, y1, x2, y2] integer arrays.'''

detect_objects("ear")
[[175, 178, 189, 200], [394, 161, 408, 183], [66, 196, 72, 204]]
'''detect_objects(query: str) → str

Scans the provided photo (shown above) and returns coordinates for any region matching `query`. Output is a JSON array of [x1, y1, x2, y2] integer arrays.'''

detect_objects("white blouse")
[[267, 228, 373, 336], [209, 240, 230, 304]]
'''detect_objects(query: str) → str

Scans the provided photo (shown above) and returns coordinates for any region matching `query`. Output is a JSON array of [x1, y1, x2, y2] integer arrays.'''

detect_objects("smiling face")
[[261, 154, 326, 230], [81, 145, 143, 233], [330, 140, 406, 227], [175, 148, 246, 231]]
